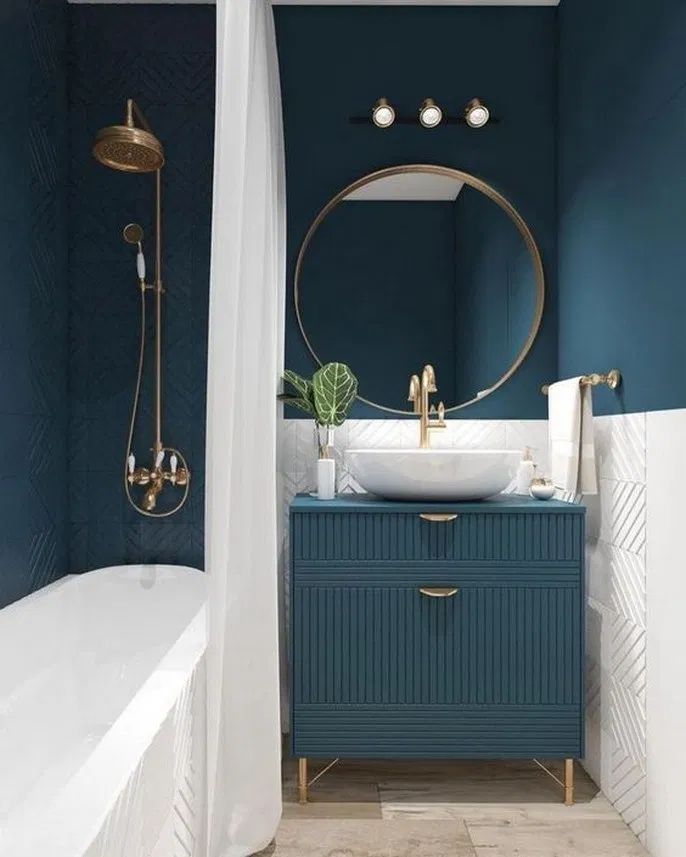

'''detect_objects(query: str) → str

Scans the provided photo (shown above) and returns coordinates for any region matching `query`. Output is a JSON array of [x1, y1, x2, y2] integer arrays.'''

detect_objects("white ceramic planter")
[[317, 457, 336, 500]]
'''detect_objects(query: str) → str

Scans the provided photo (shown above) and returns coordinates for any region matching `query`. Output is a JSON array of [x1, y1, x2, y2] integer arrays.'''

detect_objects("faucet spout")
[[142, 476, 163, 511], [408, 375, 421, 413]]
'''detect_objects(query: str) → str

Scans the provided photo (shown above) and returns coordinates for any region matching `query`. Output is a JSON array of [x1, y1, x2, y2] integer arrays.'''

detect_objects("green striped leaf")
[[312, 363, 358, 427], [282, 369, 311, 400], [280, 370, 316, 417], [277, 395, 315, 416]]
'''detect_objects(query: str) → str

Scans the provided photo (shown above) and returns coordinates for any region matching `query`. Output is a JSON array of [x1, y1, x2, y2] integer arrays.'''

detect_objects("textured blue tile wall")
[[68, 6, 214, 572], [558, 0, 686, 414], [275, 6, 558, 420], [0, 0, 70, 607]]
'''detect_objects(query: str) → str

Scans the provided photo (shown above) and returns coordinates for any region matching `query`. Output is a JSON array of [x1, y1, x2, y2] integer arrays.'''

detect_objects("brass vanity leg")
[[564, 758, 575, 806], [298, 758, 308, 804]]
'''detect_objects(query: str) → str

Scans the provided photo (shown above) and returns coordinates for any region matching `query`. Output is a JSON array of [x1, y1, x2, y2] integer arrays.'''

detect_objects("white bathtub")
[[0, 564, 207, 857]]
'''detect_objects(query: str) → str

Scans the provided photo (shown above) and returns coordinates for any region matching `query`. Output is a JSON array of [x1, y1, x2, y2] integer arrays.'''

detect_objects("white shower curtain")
[[205, 0, 285, 854]]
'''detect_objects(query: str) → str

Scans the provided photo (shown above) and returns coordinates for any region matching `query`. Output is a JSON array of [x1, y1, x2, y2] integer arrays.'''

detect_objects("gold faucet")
[[408, 364, 447, 448], [128, 449, 190, 513]]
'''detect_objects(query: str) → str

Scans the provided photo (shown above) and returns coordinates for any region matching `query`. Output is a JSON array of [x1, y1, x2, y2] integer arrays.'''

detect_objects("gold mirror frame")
[[294, 164, 545, 415]]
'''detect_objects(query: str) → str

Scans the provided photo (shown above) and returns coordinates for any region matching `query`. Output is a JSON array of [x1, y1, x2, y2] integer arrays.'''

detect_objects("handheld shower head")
[[123, 223, 146, 282], [123, 223, 143, 245], [92, 99, 164, 173]]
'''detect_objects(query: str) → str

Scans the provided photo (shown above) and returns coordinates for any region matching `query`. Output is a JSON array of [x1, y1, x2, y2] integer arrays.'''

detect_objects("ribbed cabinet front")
[[290, 495, 585, 760]]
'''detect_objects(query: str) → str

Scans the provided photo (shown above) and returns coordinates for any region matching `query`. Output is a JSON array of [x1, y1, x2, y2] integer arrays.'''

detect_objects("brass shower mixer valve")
[[127, 449, 190, 514]]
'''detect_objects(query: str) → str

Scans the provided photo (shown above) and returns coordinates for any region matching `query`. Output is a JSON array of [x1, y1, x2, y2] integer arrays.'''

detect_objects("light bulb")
[[170, 454, 178, 475], [155, 450, 165, 469], [465, 98, 490, 129], [372, 98, 396, 129], [128, 453, 135, 474], [419, 99, 443, 129]]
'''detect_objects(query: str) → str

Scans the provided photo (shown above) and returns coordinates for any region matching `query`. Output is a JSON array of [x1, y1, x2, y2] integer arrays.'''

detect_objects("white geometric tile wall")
[[584, 413, 647, 844]]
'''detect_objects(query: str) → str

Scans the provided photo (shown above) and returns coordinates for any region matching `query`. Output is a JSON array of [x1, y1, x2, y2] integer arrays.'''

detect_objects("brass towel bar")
[[541, 369, 621, 396]]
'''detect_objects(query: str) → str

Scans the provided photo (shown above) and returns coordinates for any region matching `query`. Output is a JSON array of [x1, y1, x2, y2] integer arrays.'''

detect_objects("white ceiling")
[[345, 173, 464, 201], [68, 1, 560, 6]]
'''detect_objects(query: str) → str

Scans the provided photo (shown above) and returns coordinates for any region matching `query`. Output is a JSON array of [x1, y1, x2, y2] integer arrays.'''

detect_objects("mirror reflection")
[[296, 168, 543, 413]]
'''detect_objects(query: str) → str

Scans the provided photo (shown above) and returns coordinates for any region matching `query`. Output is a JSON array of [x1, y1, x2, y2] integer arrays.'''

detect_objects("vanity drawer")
[[291, 565, 583, 708], [292, 705, 582, 759], [291, 510, 584, 564]]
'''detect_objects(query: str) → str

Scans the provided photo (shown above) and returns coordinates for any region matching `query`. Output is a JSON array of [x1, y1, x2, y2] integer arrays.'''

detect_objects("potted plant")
[[279, 362, 358, 499]]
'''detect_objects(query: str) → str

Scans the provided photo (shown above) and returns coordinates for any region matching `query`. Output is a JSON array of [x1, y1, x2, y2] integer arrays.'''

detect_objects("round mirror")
[[295, 165, 545, 414]]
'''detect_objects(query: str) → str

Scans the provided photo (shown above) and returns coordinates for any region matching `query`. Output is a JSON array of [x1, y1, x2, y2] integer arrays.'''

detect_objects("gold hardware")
[[308, 758, 339, 788], [565, 758, 575, 806], [407, 375, 421, 414], [407, 364, 446, 448], [94, 99, 190, 518], [122, 222, 143, 245], [532, 758, 575, 805], [297, 757, 341, 804], [294, 164, 545, 415], [93, 99, 164, 173], [541, 369, 621, 396], [298, 758, 308, 804], [419, 587, 459, 598], [419, 513, 458, 522]]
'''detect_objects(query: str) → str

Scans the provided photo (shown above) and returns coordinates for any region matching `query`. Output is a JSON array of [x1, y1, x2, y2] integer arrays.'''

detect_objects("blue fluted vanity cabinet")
[[290, 494, 585, 763]]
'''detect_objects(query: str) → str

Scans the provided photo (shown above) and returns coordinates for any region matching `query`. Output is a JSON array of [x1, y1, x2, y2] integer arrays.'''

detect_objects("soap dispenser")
[[514, 447, 536, 496]]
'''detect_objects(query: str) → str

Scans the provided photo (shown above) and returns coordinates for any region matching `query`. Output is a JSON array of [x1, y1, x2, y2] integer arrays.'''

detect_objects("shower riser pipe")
[[154, 168, 163, 454]]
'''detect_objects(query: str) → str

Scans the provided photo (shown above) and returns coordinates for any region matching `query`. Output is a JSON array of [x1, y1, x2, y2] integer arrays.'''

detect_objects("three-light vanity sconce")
[[92, 99, 190, 517], [370, 97, 491, 129]]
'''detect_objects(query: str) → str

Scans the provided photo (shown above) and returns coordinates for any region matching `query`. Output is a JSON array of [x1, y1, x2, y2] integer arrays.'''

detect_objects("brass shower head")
[[92, 99, 164, 173]]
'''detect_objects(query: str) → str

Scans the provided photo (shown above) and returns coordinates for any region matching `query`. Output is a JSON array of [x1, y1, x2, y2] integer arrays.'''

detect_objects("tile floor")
[[256, 759, 648, 856]]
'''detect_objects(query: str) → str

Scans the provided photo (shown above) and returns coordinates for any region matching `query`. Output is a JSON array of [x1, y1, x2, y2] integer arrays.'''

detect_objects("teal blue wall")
[[453, 188, 537, 404], [0, 3, 214, 605], [300, 192, 537, 411], [299, 201, 459, 409], [68, 6, 214, 572], [3, 0, 682, 606], [558, 0, 686, 414], [0, 0, 70, 607], [275, 6, 558, 419]]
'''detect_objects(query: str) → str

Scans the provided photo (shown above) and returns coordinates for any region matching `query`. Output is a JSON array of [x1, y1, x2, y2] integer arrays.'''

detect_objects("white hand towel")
[[548, 377, 598, 496]]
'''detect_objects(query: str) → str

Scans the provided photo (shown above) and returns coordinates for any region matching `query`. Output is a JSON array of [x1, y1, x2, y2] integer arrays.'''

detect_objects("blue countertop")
[[291, 493, 585, 515]]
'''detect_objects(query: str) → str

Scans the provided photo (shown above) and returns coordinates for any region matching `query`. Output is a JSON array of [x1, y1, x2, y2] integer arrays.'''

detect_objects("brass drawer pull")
[[419, 513, 458, 523], [419, 587, 459, 598]]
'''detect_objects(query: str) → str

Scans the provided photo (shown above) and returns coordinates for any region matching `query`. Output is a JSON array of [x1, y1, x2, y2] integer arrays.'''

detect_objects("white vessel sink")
[[345, 448, 521, 501]]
